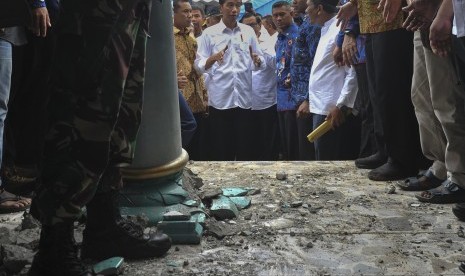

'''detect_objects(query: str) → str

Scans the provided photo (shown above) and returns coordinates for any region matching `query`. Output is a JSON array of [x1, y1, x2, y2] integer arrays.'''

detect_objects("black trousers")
[[185, 112, 209, 161], [5, 29, 58, 171], [277, 110, 314, 160], [354, 63, 376, 158], [250, 105, 279, 160], [365, 29, 424, 170], [208, 107, 255, 161]]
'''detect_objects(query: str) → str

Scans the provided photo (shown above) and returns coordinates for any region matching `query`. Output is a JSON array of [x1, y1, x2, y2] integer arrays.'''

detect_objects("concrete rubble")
[[1, 161, 465, 275]]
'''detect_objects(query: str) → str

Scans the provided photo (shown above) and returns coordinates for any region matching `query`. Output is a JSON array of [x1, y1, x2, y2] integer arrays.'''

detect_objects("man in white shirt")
[[241, 12, 279, 160], [306, 0, 358, 160], [195, 0, 265, 161]]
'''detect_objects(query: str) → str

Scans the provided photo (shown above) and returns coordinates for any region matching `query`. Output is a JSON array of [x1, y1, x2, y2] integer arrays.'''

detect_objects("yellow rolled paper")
[[307, 119, 333, 143]]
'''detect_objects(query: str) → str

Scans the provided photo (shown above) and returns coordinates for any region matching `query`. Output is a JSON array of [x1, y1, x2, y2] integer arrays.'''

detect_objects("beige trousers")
[[411, 31, 465, 187]]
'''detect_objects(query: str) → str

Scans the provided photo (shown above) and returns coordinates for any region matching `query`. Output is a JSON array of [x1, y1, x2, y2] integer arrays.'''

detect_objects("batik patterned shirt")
[[289, 16, 321, 110], [275, 23, 299, 111], [174, 27, 208, 113]]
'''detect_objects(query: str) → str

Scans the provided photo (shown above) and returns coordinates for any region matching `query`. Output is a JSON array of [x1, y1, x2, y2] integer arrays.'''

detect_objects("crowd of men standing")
[[174, 0, 465, 225]]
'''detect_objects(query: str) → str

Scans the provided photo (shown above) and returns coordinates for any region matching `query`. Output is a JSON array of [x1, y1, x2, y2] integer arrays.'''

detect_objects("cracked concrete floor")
[[127, 161, 465, 276], [1, 161, 464, 276]]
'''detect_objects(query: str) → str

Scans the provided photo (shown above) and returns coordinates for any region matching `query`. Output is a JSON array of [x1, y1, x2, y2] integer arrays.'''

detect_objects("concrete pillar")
[[119, 0, 190, 225]]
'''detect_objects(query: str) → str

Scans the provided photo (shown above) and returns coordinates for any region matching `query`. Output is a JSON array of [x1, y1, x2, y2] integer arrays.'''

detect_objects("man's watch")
[[344, 29, 356, 38]]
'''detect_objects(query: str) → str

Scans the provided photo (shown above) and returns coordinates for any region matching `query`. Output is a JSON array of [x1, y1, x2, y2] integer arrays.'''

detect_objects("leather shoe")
[[453, 203, 465, 221], [368, 159, 417, 181], [355, 152, 387, 169]]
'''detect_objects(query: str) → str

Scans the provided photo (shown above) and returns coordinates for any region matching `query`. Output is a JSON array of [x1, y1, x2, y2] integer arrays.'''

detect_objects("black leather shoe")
[[81, 168, 171, 261], [355, 152, 387, 169], [453, 203, 465, 221], [29, 223, 92, 276], [368, 160, 417, 181]]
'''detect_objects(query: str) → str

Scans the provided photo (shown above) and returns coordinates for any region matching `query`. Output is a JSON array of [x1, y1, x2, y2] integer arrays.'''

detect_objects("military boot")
[[81, 169, 171, 261], [29, 223, 92, 276]]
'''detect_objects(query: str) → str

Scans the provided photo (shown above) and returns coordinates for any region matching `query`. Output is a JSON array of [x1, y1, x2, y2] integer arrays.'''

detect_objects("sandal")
[[398, 170, 444, 191], [415, 180, 465, 204], [0, 189, 31, 214]]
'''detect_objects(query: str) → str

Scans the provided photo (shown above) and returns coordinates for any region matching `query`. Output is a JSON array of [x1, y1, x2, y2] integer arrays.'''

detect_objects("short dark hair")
[[219, 0, 226, 5], [272, 1, 291, 10], [263, 15, 277, 30], [173, 0, 190, 12], [240, 12, 258, 23], [312, 0, 339, 13], [192, 5, 205, 17]]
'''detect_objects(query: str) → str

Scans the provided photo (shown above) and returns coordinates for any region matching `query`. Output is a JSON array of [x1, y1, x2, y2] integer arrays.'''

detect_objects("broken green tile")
[[221, 188, 248, 197], [157, 221, 203, 244], [163, 211, 190, 221], [210, 196, 239, 220], [182, 199, 199, 207], [93, 257, 124, 275], [190, 212, 206, 225], [229, 196, 251, 210], [166, 260, 182, 267]]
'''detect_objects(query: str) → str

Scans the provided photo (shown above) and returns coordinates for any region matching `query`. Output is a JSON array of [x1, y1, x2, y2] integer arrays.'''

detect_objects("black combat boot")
[[29, 223, 92, 276], [81, 171, 171, 261]]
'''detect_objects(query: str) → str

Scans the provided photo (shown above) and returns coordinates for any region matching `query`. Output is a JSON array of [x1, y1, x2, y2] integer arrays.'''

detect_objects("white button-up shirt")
[[195, 20, 265, 110], [308, 16, 358, 116], [252, 32, 278, 110]]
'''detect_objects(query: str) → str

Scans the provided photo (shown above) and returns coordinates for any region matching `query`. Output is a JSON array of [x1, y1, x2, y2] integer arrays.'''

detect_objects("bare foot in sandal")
[[0, 189, 31, 214]]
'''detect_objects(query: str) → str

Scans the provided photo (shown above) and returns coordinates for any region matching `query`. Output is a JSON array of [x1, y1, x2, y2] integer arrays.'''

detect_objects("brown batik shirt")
[[174, 26, 208, 114]]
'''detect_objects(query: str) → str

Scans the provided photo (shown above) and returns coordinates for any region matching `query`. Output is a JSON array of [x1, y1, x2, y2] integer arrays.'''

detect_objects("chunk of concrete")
[[182, 199, 199, 207], [221, 188, 248, 197], [276, 172, 287, 180], [93, 257, 124, 275], [157, 221, 203, 244], [206, 221, 238, 239], [163, 211, 190, 221], [0, 244, 33, 273], [229, 197, 251, 210], [210, 196, 239, 220], [201, 188, 223, 200]]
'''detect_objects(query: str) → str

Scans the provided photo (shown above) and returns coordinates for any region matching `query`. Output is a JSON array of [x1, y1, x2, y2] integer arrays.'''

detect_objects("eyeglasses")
[[246, 22, 258, 27]]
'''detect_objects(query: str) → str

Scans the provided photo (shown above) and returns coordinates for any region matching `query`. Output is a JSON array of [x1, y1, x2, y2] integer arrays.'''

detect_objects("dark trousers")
[[277, 110, 314, 160], [178, 91, 196, 148], [453, 36, 465, 87], [5, 28, 58, 172], [365, 29, 424, 170], [185, 112, 209, 161], [208, 107, 255, 161], [312, 114, 342, 160], [250, 105, 279, 160], [354, 63, 376, 158]]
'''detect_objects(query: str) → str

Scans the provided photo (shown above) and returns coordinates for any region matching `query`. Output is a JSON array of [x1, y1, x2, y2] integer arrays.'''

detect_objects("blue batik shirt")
[[275, 23, 299, 111], [290, 16, 321, 110]]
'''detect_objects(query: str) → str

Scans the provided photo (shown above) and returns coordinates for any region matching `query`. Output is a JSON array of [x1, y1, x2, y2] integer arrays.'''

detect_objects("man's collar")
[[218, 19, 241, 32], [173, 25, 191, 35], [278, 23, 297, 37]]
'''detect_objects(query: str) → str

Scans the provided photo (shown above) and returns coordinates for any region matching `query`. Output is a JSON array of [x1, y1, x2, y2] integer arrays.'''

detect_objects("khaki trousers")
[[411, 31, 465, 187]]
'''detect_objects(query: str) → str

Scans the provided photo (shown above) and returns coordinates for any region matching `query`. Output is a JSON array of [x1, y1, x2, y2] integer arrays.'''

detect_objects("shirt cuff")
[[30, 0, 46, 8]]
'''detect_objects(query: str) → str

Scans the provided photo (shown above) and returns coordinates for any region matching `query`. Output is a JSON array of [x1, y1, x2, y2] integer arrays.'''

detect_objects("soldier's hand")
[[31, 7, 51, 37]]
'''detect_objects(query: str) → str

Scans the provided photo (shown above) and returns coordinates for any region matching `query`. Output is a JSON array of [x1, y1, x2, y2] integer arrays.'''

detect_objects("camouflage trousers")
[[35, 0, 152, 225]]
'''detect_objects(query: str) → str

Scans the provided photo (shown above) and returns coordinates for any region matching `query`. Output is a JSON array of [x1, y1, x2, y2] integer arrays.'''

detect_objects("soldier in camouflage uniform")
[[29, 1, 171, 275]]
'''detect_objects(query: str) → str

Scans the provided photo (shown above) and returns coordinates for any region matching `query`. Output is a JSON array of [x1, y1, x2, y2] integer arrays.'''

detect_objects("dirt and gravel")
[[1, 161, 465, 275]]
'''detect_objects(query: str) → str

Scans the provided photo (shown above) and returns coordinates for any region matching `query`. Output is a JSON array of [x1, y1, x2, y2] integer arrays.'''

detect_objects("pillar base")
[[119, 150, 205, 233]]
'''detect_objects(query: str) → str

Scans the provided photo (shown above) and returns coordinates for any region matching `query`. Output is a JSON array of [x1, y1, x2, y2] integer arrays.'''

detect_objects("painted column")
[[119, 0, 190, 225]]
